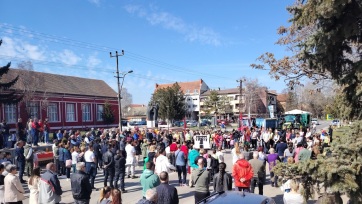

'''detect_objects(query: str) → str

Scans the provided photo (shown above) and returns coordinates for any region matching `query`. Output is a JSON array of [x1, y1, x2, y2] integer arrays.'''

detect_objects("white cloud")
[[0, 36, 45, 61], [86, 53, 101, 67], [57, 49, 81, 66], [88, 0, 101, 6], [124, 4, 222, 46]]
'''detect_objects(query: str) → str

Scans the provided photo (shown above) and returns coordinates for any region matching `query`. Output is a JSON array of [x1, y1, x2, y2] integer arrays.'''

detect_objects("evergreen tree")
[[102, 101, 115, 125], [150, 83, 186, 120], [0, 39, 22, 104], [273, 121, 362, 203]]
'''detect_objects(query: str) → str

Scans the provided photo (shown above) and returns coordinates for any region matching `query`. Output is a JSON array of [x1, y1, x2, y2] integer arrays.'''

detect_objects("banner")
[[268, 105, 274, 118], [193, 135, 211, 149]]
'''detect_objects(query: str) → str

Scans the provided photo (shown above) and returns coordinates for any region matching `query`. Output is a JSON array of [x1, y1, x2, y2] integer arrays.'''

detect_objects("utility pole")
[[236, 78, 245, 130], [110, 50, 124, 131]]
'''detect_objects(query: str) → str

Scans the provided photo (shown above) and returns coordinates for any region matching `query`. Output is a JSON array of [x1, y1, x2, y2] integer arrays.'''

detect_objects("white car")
[[187, 120, 198, 127], [311, 118, 319, 125], [332, 119, 340, 126]]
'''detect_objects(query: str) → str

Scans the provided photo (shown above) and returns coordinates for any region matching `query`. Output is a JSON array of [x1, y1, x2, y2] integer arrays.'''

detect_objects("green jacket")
[[140, 169, 160, 196], [141, 143, 149, 158], [188, 149, 199, 168]]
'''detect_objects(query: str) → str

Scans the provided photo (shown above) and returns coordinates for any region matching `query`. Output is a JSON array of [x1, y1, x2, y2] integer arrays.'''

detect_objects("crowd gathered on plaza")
[[0, 117, 333, 204]]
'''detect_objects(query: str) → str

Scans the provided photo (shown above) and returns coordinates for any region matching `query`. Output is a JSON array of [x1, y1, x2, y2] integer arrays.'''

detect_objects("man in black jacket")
[[15, 140, 26, 183], [114, 150, 126, 192], [156, 171, 179, 204], [71, 162, 92, 204], [102, 144, 115, 188], [92, 139, 102, 170]]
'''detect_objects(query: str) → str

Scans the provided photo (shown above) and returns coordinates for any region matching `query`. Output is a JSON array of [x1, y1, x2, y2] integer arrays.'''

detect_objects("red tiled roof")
[[277, 94, 288, 102], [201, 88, 240, 96], [5, 68, 117, 98], [155, 79, 204, 94]]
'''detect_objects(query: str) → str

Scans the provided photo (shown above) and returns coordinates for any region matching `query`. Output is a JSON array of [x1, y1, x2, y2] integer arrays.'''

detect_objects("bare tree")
[[121, 87, 132, 115], [16, 61, 47, 117], [244, 78, 263, 117]]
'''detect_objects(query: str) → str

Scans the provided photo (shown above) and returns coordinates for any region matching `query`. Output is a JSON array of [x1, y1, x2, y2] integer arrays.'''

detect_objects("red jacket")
[[180, 145, 188, 158], [232, 159, 254, 187]]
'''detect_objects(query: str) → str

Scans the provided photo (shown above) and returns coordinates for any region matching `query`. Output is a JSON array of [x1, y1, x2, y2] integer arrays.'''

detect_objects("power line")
[[0, 54, 176, 83], [0, 24, 234, 80]]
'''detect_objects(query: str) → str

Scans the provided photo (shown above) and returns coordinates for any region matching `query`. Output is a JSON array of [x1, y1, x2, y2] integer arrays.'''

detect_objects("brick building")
[[0, 69, 119, 131]]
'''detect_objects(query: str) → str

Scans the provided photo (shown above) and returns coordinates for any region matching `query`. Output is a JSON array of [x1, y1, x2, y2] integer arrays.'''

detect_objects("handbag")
[[66, 159, 72, 168]]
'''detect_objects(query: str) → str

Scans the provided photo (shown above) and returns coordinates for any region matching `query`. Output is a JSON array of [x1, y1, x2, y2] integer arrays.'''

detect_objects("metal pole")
[[110, 50, 124, 131]]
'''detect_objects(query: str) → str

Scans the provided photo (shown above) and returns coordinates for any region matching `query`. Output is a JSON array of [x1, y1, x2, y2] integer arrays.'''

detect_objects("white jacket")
[[4, 173, 25, 202], [155, 154, 176, 175]]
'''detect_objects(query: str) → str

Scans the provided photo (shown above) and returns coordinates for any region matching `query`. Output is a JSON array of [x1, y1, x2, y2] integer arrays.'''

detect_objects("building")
[[155, 79, 209, 120], [200, 88, 245, 121], [0, 69, 119, 131], [124, 104, 147, 122], [200, 87, 278, 119]]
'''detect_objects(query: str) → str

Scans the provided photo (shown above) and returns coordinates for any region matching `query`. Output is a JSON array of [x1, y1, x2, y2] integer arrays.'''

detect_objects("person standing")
[[0, 164, 5, 204], [298, 143, 312, 162], [155, 147, 176, 175], [191, 157, 210, 203], [276, 139, 288, 161], [232, 154, 254, 192], [38, 163, 62, 204], [249, 152, 265, 195], [43, 119, 50, 144], [175, 144, 187, 186], [15, 141, 26, 183], [156, 171, 179, 204], [16, 118, 25, 142], [4, 164, 25, 204], [28, 167, 41, 204], [70, 162, 92, 204], [140, 162, 160, 198], [125, 140, 137, 179], [84, 144, 97, 189], [114, 150, 126, 192], [24, 142, 34, 177], [63, 145, 72, 181], [92, 139, 102, 170], [213, 162, 232, 192], [102, 144, 115, 188], [71, 146, 79, 173], [267, 148, 280, 187], [187, 146, 199, 187], [31, 118, 40, 147], [53, 141, 60, 175]]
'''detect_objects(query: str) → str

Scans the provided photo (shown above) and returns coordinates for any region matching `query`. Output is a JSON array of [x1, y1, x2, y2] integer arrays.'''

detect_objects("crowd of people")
[[0, 116, 333, 204]]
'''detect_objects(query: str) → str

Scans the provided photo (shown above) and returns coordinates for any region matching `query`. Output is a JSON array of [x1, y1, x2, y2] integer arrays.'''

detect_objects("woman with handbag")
[[64, 145, 72, 181]]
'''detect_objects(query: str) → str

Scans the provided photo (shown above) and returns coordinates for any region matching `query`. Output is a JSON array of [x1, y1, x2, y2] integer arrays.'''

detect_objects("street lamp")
[[119, 70, 133, 132], [236, 78, 246, 130]]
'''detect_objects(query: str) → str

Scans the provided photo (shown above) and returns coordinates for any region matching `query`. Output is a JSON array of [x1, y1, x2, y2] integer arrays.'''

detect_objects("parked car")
[[217, 119, 229, 126], [332, 119, 340, 126], [199, 191, 275, 204], [200, 120, 210, 126], [158, 120, 167, 125], [187, 120, 198, 127], [311, 118, 319, 125], [173, 121, 182, 127], [138, 121, 146, 125]]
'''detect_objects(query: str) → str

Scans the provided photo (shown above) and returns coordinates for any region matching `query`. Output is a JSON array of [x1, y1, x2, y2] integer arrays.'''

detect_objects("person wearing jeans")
[[84, 145, 97, 189], [175, 144, 187, 186]]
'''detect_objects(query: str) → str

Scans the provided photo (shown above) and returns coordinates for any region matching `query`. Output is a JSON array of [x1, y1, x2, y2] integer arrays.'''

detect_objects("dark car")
[[198, 191, 275, 204]]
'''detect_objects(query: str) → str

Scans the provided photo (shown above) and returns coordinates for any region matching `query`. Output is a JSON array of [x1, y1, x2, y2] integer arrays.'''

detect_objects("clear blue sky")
[[0, 0, 294, 104]]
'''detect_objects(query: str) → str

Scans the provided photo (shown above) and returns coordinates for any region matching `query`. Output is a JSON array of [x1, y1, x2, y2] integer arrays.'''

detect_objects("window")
[[28, 102, 39, 119], [82, 104, 91, 122], [97, 104, 104, 121], [186, 90, 190, 94], [47, 103, 59, 122], [194, 89, 198, 94], [4, 104, 16, 123], [66, 103, 76, 122]]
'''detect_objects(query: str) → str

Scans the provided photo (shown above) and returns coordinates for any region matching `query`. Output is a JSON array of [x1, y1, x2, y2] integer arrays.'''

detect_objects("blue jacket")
[[58, 147, 65, 161], [15, 147, 25, 162], [63, 149, 71, 161]]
